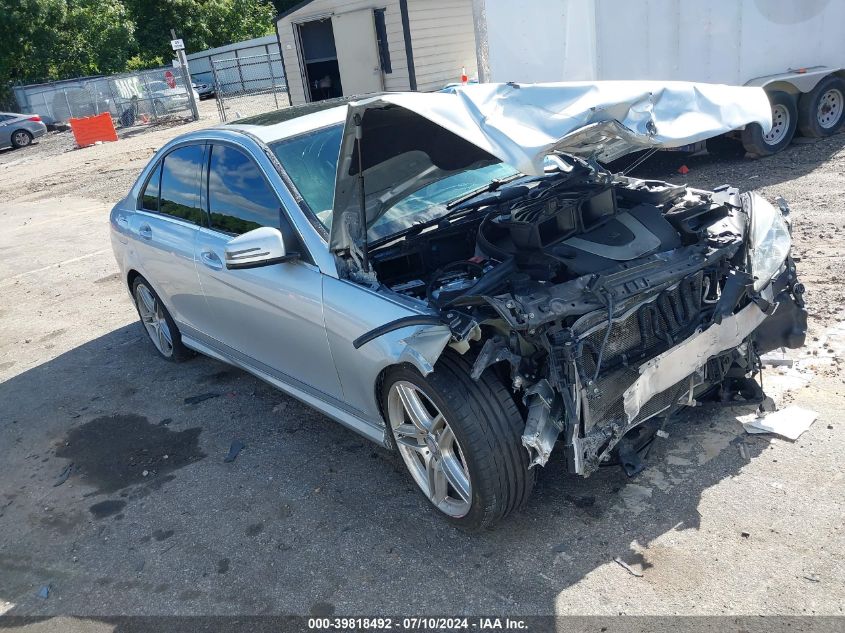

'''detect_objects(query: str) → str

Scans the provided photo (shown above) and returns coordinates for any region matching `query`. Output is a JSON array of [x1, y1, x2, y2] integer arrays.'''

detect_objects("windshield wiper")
[[445, 173, 523, 211], [369, 204, 477, 249], [368, 175, 524, 249]]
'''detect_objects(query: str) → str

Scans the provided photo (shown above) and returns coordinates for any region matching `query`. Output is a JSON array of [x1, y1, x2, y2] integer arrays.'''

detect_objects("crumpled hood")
[[330, 81, 772, 255]]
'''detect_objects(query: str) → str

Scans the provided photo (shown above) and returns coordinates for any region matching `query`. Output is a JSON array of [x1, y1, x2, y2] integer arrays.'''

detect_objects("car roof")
[[224, 95, 367, 143]]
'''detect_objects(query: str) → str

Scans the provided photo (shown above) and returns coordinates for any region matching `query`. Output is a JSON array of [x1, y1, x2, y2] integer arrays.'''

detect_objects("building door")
[[296, 17, 343, 102], [331, 9, 384, 95]]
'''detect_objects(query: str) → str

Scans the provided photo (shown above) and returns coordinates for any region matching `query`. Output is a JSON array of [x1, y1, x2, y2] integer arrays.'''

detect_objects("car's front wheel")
[[382, 352, 534, 530], [132, 276, 193, 362]]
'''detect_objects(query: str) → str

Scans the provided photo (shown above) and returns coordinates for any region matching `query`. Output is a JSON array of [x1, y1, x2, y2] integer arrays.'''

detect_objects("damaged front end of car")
[[332, 83, 807, 476], [470, 183, 806, 474]]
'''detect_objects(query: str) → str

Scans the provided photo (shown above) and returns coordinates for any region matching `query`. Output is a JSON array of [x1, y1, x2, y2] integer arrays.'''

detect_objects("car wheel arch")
[[126, 269, 141, 292], [127, 270, 166, 309], [374, 348, 522, 440]]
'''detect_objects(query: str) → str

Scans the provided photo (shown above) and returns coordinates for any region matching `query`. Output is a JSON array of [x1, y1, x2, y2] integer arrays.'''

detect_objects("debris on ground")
[[741, 422, 769, 435], [53, 463, 73, 487], [738, 405, 819, 440], [614, 557, 643, 577], [804, 573, 821, 583], [741, 531, 751, 538], [184, 392, 220, 405], [761, 353, 794, 367], [223, 440, 245, 463], [36, 585, 51, 599], [677, 164, 690, 175]]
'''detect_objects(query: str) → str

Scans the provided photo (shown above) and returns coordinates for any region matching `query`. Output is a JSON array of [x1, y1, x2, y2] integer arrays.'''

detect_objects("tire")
[[131, 276, 193, 362], [382, 351, 534, 530], [797, 75, 845, 138], [10, 130, 33, 149], [741, 91, 797, 156]]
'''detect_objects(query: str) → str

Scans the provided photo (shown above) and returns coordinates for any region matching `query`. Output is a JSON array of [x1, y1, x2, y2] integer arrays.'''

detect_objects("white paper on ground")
[[737, 405, 818, 440], [737, 414, 770, 434]]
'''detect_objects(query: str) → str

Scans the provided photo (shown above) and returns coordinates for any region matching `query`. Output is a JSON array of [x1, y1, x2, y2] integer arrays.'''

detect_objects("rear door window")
[[158, 144, 204, 224]]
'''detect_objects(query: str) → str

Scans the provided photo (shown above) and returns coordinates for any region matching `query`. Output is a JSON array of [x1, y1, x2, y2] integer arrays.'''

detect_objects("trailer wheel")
[[797, 76, 845, 138], [741, 91, 797, 156]]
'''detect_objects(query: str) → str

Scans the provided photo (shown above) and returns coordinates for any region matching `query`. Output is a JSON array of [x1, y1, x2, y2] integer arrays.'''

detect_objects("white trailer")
[[473, 0, 845, 155]]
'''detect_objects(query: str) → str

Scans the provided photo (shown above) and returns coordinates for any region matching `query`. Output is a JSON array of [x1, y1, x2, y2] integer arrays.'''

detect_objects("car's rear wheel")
[[382, 352, 534, 530], [11, 130, 33, 149], [132, 276, 193, 362], [741, 91, 797, 156]]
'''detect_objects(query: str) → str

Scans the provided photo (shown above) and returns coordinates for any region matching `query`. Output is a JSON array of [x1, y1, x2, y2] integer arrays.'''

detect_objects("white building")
[[274, 0, 479, 104]]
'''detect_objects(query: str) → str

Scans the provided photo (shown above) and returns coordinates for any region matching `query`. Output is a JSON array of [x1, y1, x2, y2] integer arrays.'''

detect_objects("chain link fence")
[[12, 66, 196, 128], [211, 52, 288, 122]]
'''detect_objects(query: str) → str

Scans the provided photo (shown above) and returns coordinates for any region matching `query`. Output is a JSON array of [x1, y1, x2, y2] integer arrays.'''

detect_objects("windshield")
[[270, 124, 519, 240]]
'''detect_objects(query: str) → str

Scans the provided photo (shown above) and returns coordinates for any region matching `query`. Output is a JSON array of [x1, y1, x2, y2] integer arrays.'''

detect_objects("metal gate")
[[211, 52, 288, 122]]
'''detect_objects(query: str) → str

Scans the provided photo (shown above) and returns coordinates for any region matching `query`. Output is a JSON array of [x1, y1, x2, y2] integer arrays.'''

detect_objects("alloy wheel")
[[135, 284, 174, 358], [387, 381, 472, 518], [12, 131, 31, 147]]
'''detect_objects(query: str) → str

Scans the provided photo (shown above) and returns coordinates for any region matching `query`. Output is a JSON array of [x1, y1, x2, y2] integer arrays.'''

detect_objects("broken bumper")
[[521, 265, 807, 475]]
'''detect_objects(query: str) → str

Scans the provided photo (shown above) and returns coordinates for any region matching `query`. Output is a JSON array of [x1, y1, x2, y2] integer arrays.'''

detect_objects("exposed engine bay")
[[362, 159, 808, 474]]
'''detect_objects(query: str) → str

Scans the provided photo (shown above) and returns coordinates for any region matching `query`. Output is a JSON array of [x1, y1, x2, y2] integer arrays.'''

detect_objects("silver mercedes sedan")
[[111, 84, 807, 529]]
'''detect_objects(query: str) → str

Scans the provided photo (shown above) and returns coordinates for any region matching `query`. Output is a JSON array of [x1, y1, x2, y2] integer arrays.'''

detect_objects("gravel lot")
[[0, 109, 843, 622]]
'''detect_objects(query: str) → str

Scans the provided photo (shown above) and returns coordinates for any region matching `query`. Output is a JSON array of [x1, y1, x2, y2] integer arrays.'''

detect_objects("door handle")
[[138, 224, 152, 240], [200, 250, 223, 270]]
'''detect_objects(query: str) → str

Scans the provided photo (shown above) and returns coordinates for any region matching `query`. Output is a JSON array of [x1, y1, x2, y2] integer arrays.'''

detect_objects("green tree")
[[0, 0, 67, 83], [270, 0, 304, 16], [0, 0, 275, 87], [54, 0, 138, 78], [124, 0, 275, 66]]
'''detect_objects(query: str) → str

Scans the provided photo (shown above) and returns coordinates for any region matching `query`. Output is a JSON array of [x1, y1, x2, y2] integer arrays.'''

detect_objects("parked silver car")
[[142, 81, 200, 114], [0, 112, 47, 149], [111, 83, 807, 529]]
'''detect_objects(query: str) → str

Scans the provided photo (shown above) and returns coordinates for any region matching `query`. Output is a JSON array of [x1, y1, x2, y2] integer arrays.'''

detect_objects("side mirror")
[[224, 227, 299, 270]]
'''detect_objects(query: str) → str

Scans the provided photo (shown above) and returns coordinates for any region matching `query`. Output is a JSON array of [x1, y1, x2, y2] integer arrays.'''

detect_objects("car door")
[[130, 142, 207, 330], [0, 114, 12, 147], [193, 141, 343, 400]]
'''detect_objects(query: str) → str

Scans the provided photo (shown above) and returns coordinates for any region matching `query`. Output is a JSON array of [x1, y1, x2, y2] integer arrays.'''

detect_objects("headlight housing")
[[746, 192, 791, 292]]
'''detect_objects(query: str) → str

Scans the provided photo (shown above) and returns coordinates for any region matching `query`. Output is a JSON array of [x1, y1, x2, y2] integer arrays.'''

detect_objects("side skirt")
[[180, 332, 388, 448]]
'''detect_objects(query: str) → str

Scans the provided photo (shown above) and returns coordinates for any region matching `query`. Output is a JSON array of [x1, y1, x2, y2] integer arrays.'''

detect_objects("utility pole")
[[171, 29, 200, 121]]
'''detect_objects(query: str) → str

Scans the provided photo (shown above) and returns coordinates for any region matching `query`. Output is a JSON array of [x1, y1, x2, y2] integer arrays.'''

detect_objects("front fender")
[[322, 276, 452, 423]]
